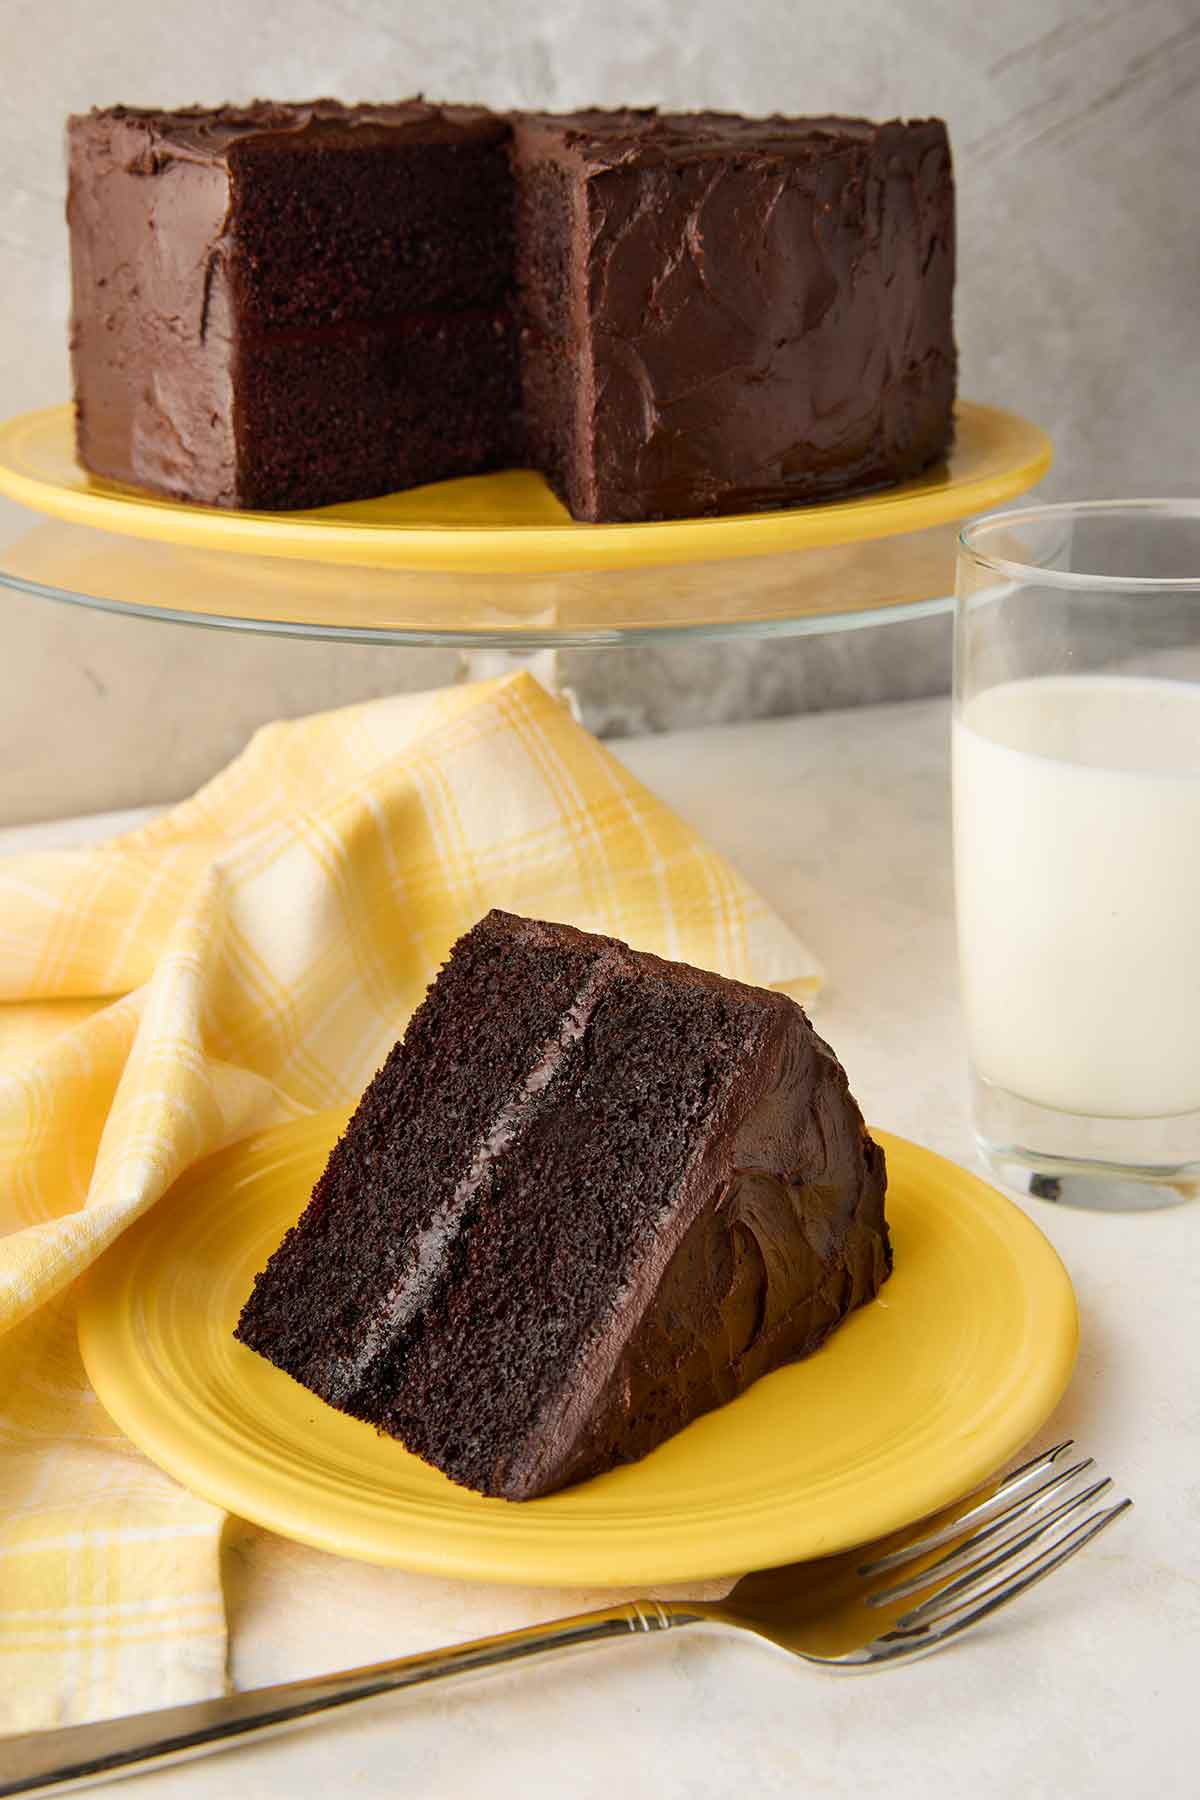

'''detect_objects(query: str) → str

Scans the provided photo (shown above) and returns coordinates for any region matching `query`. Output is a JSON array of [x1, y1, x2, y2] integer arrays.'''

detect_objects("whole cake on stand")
[[1, 98, 1047, 691], [64, 100, 956, 522]]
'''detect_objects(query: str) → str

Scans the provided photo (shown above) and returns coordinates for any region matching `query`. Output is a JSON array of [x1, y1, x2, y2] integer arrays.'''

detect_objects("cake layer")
[[237, 912, 890, 1500], [225, 106, 516, 324], [236, 311, 522, 510]]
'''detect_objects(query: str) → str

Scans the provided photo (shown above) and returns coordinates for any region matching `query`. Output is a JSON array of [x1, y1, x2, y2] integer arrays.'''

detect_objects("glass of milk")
[[954, 500, 1200, 1211]]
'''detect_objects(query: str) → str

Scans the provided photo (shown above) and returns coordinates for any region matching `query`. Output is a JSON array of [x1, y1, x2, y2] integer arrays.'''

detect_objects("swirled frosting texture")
[[520, 990, 891, 1496], [512, 109, 955, 521]]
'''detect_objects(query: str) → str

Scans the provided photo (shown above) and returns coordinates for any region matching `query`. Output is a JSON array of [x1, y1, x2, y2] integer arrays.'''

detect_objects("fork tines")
[[857, 1440, 1132, 1648]]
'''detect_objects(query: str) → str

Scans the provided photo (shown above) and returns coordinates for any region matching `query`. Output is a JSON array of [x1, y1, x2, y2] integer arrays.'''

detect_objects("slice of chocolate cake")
[[235, 911, 890, 1501], [511, 110, 956, 522], [67, 101, 523, 509]]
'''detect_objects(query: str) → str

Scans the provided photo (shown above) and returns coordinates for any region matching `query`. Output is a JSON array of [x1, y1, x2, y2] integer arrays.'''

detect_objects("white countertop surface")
[[4, 694, 1196, 1799]]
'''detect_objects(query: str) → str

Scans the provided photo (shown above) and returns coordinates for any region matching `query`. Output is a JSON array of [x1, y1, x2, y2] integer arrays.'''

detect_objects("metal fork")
[[0, 1440, 1130, 1798]]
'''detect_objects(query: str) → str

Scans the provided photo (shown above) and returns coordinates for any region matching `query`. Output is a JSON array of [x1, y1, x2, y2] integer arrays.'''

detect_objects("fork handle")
[[0, 1601, 705, 1798]]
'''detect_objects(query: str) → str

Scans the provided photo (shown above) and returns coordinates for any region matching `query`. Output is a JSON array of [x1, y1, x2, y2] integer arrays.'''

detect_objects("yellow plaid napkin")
[[0, 670, 820, 1733]]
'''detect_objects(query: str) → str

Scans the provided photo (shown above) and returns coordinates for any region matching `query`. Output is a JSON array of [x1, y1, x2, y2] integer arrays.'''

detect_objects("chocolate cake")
[[235, 911, 890, 1501], [67, 101, 956, 522]]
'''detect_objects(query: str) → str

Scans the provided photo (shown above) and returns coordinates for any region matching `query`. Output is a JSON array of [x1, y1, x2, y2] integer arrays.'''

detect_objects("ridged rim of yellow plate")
[[0, 402, 1050, 575], [77, 1114, 1077, 1586]]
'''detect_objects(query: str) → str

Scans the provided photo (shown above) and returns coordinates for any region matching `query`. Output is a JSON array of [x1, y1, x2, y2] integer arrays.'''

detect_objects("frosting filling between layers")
[[320, 960, 612, 1406]]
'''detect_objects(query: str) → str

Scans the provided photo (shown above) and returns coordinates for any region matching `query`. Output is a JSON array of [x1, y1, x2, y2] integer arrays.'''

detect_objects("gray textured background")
[[1, 0, 1197, 820]]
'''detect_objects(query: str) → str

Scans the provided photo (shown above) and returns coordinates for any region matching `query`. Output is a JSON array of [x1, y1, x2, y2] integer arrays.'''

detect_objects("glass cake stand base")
[[0, 401, 1051, 650], [0, 399, 1051, 824]]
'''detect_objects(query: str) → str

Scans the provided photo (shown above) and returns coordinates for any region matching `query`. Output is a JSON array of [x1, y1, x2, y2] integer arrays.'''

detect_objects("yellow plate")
[[0, 402, 1050, 575], [77, 1114, 1077, 1586]]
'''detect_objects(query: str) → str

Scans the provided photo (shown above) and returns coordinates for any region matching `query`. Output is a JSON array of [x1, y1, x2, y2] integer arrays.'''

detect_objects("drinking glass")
[[953, 500, 1200, 1211]]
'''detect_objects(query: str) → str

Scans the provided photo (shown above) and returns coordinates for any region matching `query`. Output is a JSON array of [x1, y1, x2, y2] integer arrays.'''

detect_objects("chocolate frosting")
[[515, 107, 896, 166], [511, 109, 955, 520], [76, 98, 509, 164], [495, 958, 890, 1496], [67, 113, 240, 501]]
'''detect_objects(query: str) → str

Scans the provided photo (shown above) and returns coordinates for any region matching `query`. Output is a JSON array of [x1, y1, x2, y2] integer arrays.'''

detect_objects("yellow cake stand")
[[0, 400, 1049, 645]]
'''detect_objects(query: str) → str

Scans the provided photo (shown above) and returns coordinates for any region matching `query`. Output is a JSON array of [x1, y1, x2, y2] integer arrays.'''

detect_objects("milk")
[[953, 675, 1200, 1120]]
